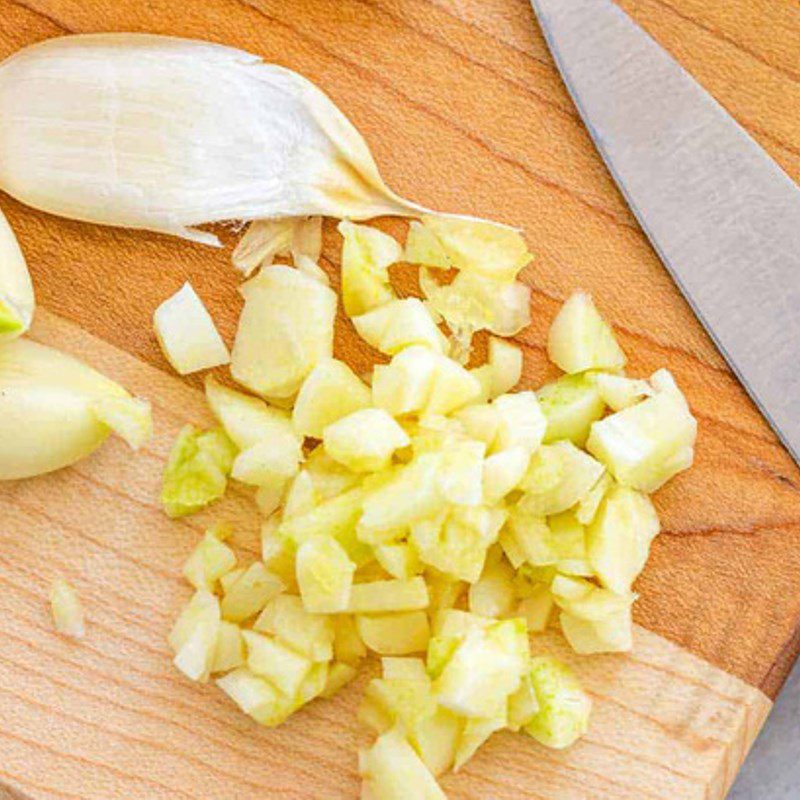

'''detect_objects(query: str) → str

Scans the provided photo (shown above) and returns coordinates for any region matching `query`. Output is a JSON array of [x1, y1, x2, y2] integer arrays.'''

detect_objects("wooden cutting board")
[[1, 1, 798, 798]]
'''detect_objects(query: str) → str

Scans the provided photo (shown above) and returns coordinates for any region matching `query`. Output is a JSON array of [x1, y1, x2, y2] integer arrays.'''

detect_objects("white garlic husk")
[[0, 34, 426, 245]]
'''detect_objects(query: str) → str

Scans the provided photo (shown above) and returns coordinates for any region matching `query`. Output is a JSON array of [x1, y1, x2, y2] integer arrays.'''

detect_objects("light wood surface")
[[0, 0, 797, 798], [0, 308, 770, 800]]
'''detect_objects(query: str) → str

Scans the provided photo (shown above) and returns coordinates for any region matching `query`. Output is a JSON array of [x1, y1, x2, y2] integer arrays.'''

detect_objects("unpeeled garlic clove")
[[0, 34, 426, 245]]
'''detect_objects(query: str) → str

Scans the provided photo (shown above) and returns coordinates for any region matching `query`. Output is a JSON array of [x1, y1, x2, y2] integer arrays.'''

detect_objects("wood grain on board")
[[0, 0, 797, 798], [0, 310, 771, 800]]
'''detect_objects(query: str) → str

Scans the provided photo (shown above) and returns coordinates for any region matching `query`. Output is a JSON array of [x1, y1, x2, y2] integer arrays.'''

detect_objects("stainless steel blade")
[[531, 0, 800, 464]]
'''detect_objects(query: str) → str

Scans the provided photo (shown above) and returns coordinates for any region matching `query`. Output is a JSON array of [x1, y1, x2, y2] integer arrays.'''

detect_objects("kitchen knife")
[[530, 0, 800, 465]]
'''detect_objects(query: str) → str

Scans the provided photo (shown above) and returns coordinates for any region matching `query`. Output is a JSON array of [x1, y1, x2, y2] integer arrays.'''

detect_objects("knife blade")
[[530, 0, 800, 465]]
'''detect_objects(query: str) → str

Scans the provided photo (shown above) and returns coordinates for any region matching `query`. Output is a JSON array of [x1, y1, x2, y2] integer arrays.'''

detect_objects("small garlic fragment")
[[50, 578, 85, 638], [153, 282, 230, 375]]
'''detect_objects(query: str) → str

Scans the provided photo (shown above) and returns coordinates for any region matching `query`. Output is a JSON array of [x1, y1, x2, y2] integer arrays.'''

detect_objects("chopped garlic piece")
[[550, 575, 634, 622], [374, 542, 423, 580], [305, 446, 362, 499], [372, 345, 480, 419], [183, 529, 237, 591], [211, 621, 246, 673], [525, 656, 591, 749], [518, 441, 605, 517], [292, 359, 371, 438], [221, 562, 284, 622], [587, 483, 659, 594], [352, 298, 448, 356], [357, 611, 431, 656], [359, 455, 447, 543], [411, 506, 506, 584], [359, 726, 447, 800], [296, 536, 356, 613], [243, 630, 312, 697], [169, 590, 221, 683], [50, 578, 85, 638], [348, 577, 429, 614], [594, 372, 653, 411], [231, 426, 302, 488], [324, 408, 410, 473], [372, 345, 438, 417], [493, 391, 547, 455], [279, 487, 370, 564], [322, 662, 359, 698], [437, 438, 485, 506], [507, 673, 540, 732], [219, 568, 246, 596], [339, 220, 402, 316], [254, 594, 334, 662], [434, 618, 529, 719], [482, 446, 529, 505], [575, 472, 613, 526], [217, 667, 293, 727], [547, 292, 626, 374], [420, 269, 531, 361], [559, 607, 633, 654], [481, 337, 523, 400], [381, 657, 428, 681], [404, 220, 451, 269], [205, 377, 292, 450], [418, 216, 532, 282], [283, 470, 318, 518], [161, 425, 237, 518], [537, 373, 605, 446], [362, 661, 460, 777], [468, 558, 515, 619], [232, 265, 336, 398], [153, 282, 229, 375], [587, 369, 697, 492]]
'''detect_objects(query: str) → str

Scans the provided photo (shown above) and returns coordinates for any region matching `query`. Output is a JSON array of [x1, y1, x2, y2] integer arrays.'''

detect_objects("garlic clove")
[[0, 338, 151, 480], [0, 207, 34, 342], [0, 34, 425, 243]]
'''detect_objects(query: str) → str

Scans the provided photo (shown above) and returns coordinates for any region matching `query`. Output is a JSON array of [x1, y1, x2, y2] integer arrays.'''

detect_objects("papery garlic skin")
[[0, 34, 424, 245], [0, 207, 34, 342], [0, 338, 147, 480]]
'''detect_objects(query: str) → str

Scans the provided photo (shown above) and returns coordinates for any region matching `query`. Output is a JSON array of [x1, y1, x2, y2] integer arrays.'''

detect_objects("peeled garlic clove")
[[0, 338, 151, 480], [0, 207, 34, 342], [0, 35, 426, 243]]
